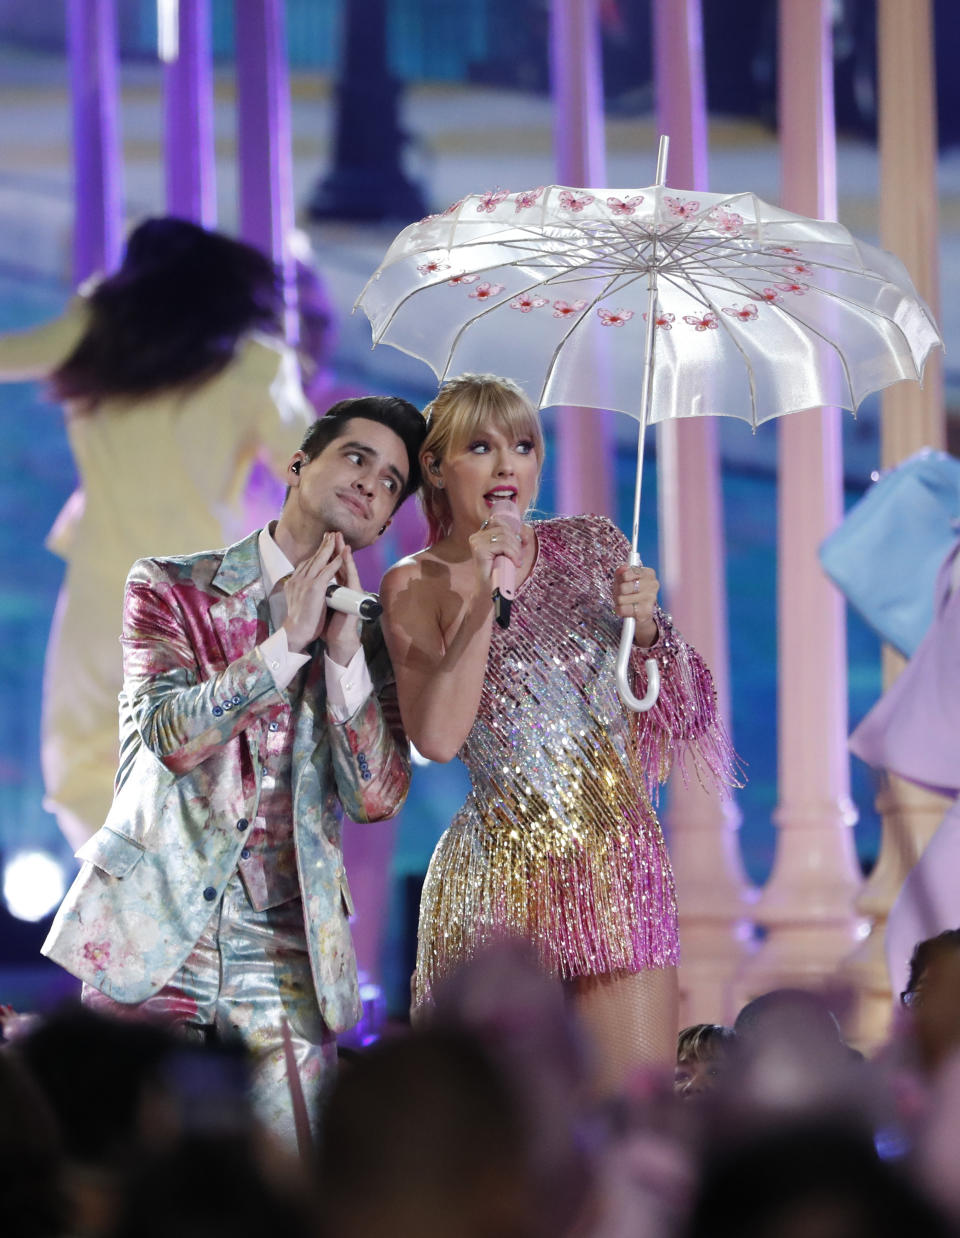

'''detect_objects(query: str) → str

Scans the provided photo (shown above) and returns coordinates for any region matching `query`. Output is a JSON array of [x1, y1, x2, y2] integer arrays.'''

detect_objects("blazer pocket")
[[75, 827, 146, 879], [340, 871, 356, 918]]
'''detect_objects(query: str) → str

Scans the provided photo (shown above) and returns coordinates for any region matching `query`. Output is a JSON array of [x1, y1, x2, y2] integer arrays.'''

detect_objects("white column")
[[652, 0, 756, 1027], [840, 0, 948, 1049], [548, 0, 614, 518], [736, 0, 865, 1010]]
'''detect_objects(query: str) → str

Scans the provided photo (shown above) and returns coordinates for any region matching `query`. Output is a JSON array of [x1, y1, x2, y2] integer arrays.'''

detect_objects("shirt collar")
[[258, 522, 294, 595]]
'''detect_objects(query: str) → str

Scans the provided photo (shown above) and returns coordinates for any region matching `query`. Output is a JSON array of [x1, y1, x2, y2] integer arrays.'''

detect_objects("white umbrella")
[[357, 138, 942, 710]]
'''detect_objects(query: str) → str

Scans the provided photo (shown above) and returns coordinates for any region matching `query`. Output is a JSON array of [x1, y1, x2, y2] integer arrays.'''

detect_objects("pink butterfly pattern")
[[417, 260, 449, 276], [776, 281, 808, 295], [510, 294, 548, 313], [559, 190, 596, 212], [782, 262, 814, 276], [597, 307, 634, 327], [514, 187, 545, 211], [476, 188, 510, 214], [469, 282, 506, 300], [642, 311, 676, 330], [722, 303, 759, 323], [665, 195, 700, 219], [607, 195, 644, 216], [683, 312, 719, 331], [447, 274, 478, 286], [753, 288, 782, 304], [552, 300, 588, 318], [710, 208, 744, 236]]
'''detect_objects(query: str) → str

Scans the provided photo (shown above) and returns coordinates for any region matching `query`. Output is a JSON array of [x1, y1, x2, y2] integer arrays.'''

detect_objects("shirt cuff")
[[261, 628, 310, 692], [325, 645, 373, 722]]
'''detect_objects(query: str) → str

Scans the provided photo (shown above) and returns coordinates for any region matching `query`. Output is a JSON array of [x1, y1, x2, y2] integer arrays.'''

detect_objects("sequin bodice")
[[458, 515, 649, 853]]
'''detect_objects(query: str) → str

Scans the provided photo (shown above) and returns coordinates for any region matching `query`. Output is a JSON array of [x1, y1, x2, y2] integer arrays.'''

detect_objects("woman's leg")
[[568, 966, 678, 1097]]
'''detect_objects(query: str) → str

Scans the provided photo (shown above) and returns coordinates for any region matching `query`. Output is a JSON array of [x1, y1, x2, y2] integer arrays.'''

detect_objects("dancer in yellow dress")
[[0, 218, 312, 846]]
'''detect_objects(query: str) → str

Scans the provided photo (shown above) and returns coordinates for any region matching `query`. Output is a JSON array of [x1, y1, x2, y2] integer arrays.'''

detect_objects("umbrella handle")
[[616, 619, 661, 713]]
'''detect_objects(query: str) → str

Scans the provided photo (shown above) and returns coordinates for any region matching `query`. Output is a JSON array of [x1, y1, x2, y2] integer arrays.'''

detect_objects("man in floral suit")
[[43, 396, 425, 1143]]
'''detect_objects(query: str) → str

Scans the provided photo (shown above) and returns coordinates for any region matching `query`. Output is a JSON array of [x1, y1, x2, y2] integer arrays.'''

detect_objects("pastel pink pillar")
[[737, 0, 864, 1011], [67, 0, 124, 282], [841, 0, 948, 1048], [164, 0, 216, 226], [235, 0, 297, 338], [652, 0, 755, 1027], [548, 0, 614, 518]]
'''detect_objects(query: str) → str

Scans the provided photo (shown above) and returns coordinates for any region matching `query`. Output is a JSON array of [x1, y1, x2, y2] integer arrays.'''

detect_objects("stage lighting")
[[2, 850, 66, 922]]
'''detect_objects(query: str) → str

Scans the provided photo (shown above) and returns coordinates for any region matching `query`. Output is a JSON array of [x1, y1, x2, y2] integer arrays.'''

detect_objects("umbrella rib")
[[537, 271, 625, 404], [677, 274, 762, 428]]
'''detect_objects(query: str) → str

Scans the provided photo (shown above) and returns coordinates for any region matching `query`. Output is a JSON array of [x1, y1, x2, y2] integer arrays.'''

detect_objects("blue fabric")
[[819, 449, 960, 657]]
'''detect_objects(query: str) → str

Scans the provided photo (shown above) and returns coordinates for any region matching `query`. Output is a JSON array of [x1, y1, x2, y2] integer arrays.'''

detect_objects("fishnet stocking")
[[568, 967, 678, 1097]]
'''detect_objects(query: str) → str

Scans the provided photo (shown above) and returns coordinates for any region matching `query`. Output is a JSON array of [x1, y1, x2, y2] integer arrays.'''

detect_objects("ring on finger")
[[490, 535, 499, 544]]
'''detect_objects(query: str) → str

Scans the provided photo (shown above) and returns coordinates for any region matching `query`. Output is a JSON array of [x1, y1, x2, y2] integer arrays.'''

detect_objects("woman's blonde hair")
[[420, 373, 545, 545]]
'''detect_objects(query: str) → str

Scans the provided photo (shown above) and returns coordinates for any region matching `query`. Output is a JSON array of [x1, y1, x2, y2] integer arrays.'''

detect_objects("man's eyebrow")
[[341, 440, 407, 487]]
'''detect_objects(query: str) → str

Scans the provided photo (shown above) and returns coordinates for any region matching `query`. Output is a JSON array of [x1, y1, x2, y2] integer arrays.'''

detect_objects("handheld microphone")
[[325, 584, 382, 622], [489, 498, 521, 629]]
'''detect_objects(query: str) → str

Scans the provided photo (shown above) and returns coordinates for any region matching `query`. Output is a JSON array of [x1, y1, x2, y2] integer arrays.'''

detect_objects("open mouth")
[[484, 488, 518, 505]]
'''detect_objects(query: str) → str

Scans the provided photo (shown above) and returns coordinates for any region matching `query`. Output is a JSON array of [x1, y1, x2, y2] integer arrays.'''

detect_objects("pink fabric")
[[850, 542, 960, 796]]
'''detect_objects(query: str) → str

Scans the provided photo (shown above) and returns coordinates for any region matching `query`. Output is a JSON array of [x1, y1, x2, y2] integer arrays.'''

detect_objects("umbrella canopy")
[[357, 162, 942, 714], [356, 182, 941, 430]]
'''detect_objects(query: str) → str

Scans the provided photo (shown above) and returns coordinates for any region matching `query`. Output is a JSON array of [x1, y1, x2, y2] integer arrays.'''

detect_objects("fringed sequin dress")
[[414, 514, 735, 1006]]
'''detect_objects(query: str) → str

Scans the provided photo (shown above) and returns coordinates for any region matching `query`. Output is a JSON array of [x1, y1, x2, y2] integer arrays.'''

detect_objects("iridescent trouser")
[[82, 870, 336, 1147]]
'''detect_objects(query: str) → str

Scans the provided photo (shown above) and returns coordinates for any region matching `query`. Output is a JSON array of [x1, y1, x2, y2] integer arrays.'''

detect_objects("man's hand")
[[281, 532, 344, 654], [323, 535, 365, 665]]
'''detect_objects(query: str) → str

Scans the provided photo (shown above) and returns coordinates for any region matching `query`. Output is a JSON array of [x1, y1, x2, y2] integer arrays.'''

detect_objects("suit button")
[[240, 848, 251, 860], [232, 695, 242, 705], [212, 706, 223, 717], [203, 886, 217, 902], [223, 700, 233, 710], [236, 819, 249, 831], [268, 721, 280, 732]]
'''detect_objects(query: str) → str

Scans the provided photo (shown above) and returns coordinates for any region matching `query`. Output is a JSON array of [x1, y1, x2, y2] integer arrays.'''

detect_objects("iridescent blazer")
[[43, 530, 411, 1034]]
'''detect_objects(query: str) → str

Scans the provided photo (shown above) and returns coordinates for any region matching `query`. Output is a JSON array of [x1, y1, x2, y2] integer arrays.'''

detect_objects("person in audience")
[[318, 1026, 546, 1238], [675, 1023, 736, 1100]]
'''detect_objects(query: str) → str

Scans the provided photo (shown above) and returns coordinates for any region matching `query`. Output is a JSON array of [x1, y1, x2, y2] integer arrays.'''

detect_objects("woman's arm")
[[379, 558, 496, 762], [0, 298, 88, 381]]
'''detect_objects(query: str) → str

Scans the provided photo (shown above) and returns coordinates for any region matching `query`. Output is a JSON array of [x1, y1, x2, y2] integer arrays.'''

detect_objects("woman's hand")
[[468, 512, 528, 593], [613, 563, 660, 647]]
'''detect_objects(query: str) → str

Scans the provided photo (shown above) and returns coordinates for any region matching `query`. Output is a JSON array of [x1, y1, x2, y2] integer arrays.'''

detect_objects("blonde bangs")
[[420, 373, 545, 546]]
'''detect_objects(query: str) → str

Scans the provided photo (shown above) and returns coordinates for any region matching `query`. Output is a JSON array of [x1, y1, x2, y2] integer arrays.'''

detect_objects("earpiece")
[[292, 460, 301, 474]]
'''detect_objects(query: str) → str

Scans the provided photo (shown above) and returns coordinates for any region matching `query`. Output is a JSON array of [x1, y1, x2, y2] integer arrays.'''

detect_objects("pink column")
[[548, 0, 614, 518], [164, 0, 216, 226], [67, 0, 124, 282], [736, 0, 864, 1010], [840, 0, 948, 1048], [652, 0, 755, 1026], [234, 0, 296, 336]]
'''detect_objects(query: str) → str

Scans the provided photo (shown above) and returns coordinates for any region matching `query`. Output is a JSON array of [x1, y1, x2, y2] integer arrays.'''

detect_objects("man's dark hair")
[[903, 927, 960, 1003], [300, 395, 426, 506]]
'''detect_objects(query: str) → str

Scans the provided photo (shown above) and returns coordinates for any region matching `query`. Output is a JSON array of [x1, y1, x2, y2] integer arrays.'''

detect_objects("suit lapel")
[[209, 531, 268, 667]]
